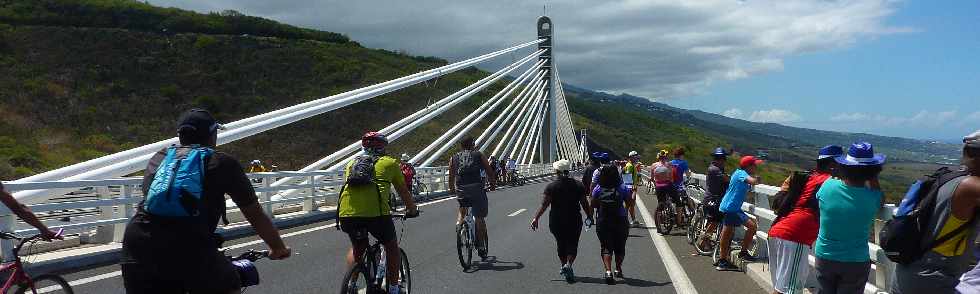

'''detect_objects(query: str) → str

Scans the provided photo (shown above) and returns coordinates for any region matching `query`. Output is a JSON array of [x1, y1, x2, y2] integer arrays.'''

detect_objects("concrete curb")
[[745, 262, 773, 293]]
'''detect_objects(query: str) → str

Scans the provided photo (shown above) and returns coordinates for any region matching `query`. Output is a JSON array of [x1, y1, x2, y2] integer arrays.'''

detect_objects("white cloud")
[[748, 109, 802, 123], [148, 0, 912, 99], [829, 110, 966, 127], [723, 108, 744, 119], [831, 112, 870, 122], [965, 111, 980, 123]]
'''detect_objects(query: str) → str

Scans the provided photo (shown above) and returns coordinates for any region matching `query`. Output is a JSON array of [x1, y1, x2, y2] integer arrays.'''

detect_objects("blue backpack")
[[144, 146, 213, 217]]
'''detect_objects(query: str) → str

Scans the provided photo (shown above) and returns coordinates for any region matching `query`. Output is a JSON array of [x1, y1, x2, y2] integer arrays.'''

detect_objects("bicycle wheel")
[[385, 248, 411, 294], [686, 205, 703, 244], [695, 218, 715, 256], [456, 223, 472, 270], [16, 274, 74, 294], [339, 263, 374, 294], [711, 228, 722, 264], [664, 203, 676, 234]]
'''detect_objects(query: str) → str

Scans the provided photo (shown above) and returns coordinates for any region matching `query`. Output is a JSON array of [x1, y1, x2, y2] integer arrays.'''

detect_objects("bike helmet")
[[712, 147, 727, 156], [657, 150, 669, 159], [361, 132, 388, 149], [251, 159, 261, 165], [628, 150, 639, 157], [401, 153, 411, 161]]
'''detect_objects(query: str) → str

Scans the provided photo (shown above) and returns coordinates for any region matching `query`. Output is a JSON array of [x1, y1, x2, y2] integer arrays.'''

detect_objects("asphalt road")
[[54, 176, 764, 294]]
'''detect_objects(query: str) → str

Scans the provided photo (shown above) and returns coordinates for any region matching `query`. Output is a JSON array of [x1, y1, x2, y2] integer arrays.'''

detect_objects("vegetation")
[[0, 0, 352, 44]]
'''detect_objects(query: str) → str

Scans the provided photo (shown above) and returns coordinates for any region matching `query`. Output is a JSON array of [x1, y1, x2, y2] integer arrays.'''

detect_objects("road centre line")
[[508, 208, 527, 217]]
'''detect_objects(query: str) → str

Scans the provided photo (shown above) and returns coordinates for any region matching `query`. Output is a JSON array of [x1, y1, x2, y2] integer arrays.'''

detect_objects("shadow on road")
[[572, 276, 672, 288], [465, 256, 525, 273]]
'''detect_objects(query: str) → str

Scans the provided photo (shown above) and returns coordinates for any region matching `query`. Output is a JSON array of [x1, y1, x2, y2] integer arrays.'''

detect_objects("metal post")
[[261, 175, 273, 217], [303, 175, 316, 212], [537, 16, 557, 163], [93, 186, 114, 244], [0, 214, 14, 261], [113, 184, 135, 243]]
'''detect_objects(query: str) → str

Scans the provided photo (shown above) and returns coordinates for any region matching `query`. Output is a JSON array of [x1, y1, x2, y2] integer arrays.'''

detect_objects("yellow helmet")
[[657, 150, 670, 158]]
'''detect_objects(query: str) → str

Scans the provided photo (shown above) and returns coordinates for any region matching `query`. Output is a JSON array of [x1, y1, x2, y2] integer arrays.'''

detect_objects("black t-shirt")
[[453, 150, 485, 185], [582, 164, 599, 190], [545, 177, 586, 223], [705, 162, 728, 200], [133, 148, 258, 235]]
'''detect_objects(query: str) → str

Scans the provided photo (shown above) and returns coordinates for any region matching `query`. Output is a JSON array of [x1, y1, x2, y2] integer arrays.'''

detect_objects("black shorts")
[[457, 183, 489, 218], [121, 220, 240, 293], [655, 187, 680, 205], [340, 216, 397, 244], [703, 197, 724, 223], [596, 217, 628, 256]]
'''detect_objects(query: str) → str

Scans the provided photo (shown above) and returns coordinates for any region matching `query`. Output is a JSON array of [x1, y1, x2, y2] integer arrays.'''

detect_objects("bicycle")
[[507, 170, 526, 186], [225, 249, 269, 293], [339, 213, 417, 294], [0, 229, 72, 294], [693, 201, 719, 256], [456, 207, 488, 271], [653, 188, 676, 235], [412, 176, 427, 196]]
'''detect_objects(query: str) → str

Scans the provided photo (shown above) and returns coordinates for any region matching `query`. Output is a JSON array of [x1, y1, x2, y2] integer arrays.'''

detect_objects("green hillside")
[[0, 0, 503, 179]]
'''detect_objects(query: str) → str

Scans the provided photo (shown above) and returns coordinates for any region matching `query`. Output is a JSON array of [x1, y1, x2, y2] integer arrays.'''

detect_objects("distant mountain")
[[562, 86, 961, 165]]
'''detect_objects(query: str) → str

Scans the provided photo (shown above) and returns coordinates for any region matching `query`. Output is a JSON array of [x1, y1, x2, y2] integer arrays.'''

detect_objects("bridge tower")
[[538, 16, 557, 163]]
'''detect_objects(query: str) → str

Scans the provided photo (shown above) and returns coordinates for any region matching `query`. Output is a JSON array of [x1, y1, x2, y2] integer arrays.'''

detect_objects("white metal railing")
[[0, 163, 553, 262], [641, 168, 895, 294]]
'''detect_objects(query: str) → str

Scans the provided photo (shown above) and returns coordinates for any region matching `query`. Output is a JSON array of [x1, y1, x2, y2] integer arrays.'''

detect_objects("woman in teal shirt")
[[814, 142, 885, 294]]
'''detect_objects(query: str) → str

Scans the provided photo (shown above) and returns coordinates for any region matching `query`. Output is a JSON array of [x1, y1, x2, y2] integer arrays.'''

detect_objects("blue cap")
[[591, 152, 602, 159], [597, 152, 610, 161], [835, 142, 886, 166], [817, 145, 844, 160], [712, 147, 727, 156]]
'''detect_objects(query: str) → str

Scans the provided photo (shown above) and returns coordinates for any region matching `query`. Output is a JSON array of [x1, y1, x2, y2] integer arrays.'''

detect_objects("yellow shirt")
[[338, 155, 405, 218]]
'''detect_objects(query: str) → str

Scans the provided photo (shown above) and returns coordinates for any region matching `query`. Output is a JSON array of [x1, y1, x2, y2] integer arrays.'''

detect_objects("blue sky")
[[672, 1, 980, 140]]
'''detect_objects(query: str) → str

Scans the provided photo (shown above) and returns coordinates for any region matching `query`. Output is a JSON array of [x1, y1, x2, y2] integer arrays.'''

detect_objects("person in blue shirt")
[[590, 164, 630, 285], [670, 148, 693, 225], [814, 142, 885, 294], [716, 155, 763, 271]]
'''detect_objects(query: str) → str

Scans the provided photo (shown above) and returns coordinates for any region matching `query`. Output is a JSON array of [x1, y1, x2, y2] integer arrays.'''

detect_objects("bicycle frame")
[[0, 261, 32, 294]]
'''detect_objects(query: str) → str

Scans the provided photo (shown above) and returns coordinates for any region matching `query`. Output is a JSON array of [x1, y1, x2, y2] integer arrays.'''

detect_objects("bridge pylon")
[[537, 16, 557, 163]]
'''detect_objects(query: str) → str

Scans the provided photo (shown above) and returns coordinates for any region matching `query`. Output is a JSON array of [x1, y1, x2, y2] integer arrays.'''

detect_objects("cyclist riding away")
[[698, 148, 729, 251], [623, 151, 642, 226], [121, 109, 291, 294], [399, 154, 416, 195], [338, 132, 419, 294], [450, 137, 497, 259], [716, 155, 763, 271]]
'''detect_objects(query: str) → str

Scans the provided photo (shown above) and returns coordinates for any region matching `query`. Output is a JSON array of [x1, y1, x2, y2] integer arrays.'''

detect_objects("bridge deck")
[[58, 178, 764, 294]]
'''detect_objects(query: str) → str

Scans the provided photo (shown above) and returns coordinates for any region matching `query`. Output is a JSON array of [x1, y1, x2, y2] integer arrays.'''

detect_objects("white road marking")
[[635, 195, 699, 294], [507, 208, 527, 217], [60, 193, 460, 288]]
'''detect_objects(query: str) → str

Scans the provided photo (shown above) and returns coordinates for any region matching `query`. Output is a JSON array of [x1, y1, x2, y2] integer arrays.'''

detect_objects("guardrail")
[[641, 168, 895, 294], [0, 163, 553, 262]]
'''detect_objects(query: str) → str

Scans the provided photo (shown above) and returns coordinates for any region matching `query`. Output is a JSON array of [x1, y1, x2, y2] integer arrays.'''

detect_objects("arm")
[[580, 190, 593, 223], [481, 155, 497, 188], [529, 193, 552, 231], [240, 202, 291, 260], [448, 156, 457, 193], [0, 185, 59, 240], [393, 177, 418, 215], [746, 175, 760, 185]]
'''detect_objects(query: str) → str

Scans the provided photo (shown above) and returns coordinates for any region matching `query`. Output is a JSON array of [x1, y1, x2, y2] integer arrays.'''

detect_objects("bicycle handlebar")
[[0, 228, 64, 243], [231, 249, 270, 262], [391, 210, 421, 219]]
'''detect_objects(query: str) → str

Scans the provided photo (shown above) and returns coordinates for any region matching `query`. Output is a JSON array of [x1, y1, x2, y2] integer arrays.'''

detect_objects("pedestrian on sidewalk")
[[814, 142, 885, 294], [530, 159, 593, 283], [716, 155, 762, 271], [766, 145, 842, 294], [591, 164, 630, 285], [895, 130, 980, 293]]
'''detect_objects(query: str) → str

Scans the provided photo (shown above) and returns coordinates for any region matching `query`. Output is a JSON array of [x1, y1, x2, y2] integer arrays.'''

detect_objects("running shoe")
[[614, 270, 624, 279], [738, 251, 757, 262], [566, 266, 576, 283], [715, 259, 739, 271], [604, 271, 616, 285]]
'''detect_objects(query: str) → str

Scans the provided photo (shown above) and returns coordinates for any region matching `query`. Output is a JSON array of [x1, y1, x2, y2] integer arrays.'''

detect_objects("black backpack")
[[596, 188, 623, 220], [337, 155, 388, 220], [772, 171, 817, 224], [879, 167, 972, 264]]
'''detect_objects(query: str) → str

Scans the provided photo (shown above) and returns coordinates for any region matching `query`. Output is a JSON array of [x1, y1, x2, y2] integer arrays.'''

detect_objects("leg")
[[740, 218, 757, 252], [383, 240, 402, 287], [814, 257, 839, 294], [719, 224, 735, 262], [457, 207, 468, 225], [699, 222, 718, 249], [476, 217, 488, 250], [626, 197, 637, 223]]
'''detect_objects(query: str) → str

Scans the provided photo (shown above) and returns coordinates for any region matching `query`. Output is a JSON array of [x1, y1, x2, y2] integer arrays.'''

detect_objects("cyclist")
[[698, 148, 729, 251], [338, 132, 419, 294], [651, 150, 679, 234], [507, 157, 518, 183], [0, 182, 61, 241], [121, 109, 291, 294], [499, 157, 508, 183], [671, 148, 693, 225], [399, 154, 416, 194], [716, 155, 763, 271], [591, 164, 630, 284], [623, 151, 642, 226], [529, 159, 592, 283], [450, 137, 496, 259]]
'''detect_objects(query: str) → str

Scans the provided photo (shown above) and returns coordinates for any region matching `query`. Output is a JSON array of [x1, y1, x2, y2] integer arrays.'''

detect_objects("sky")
[[150, 0, 979, 141]]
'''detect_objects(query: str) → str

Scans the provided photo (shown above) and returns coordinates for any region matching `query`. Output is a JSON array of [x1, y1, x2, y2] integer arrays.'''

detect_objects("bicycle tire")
[[16, 274, 74, 294], [694, 217, 715, 256], [339, 264, 374, 294], [456, 223, 472, 270], [686, 205, 703, 244], [664, 202, 675, 234], [386, 248, 411, 294], [711, 228, 722, 264]]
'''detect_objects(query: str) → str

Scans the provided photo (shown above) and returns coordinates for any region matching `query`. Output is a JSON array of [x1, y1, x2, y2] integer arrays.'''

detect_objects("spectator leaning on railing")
[[813, 142, 885, 294], [908, 129, 980, 294]]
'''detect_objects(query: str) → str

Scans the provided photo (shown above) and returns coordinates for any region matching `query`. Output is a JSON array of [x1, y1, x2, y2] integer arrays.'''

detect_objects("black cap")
[[177, 109, 223, 139]]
